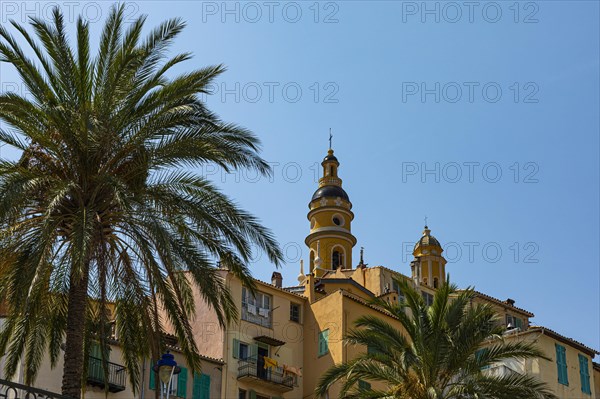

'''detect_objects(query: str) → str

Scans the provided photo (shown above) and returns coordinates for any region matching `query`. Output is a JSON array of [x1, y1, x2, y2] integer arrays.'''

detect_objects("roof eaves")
[[469, 290, 535, 317], [525, 326, 599, 356]]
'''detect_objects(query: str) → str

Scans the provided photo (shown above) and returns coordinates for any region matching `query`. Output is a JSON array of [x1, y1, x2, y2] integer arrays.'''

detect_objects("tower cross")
[[329, 128, 333, 149]]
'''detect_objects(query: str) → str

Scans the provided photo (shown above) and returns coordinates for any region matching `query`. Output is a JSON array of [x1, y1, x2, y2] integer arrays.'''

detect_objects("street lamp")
[[153, 351, 181, 399]]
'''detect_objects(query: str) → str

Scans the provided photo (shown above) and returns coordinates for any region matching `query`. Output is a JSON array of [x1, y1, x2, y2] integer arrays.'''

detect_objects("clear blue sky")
[[1, 1, 598, 356]]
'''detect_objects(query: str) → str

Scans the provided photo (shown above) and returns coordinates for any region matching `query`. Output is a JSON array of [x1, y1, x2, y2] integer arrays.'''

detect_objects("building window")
[[433, 277, 439, 288], [422, 291, 434, 306], [233, 338, 257, 361], [238, 389, 246, 399], [318, 329, 329, 357], [150, 364, 182, 395], [290, 303, 301, 323], [392, 280, 405, 302], [578, 354, 591, 395], [241, 287, 272, 328], [358, 380, 371, 391], [239, 342, 248, 360], [506, 314, 523, 330], [556, 344, 569, 386]]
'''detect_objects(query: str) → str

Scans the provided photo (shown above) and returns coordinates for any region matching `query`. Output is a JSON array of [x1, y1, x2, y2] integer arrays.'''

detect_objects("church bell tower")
[[305, 147, 356, 275], [411, 225, 447, 288]]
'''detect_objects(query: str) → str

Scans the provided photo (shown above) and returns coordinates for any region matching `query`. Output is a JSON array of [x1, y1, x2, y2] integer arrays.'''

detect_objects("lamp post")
[[153, 351, 181, 399]]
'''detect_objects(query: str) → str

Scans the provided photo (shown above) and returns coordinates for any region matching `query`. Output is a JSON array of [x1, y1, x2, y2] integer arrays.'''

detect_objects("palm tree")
[[315, 278, 558, 399], [0, 5, 283, 398]]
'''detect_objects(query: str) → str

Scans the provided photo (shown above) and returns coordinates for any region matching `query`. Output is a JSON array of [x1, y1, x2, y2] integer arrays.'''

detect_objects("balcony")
[[87, 356, 127, 393], [237, 357, 294, 392]]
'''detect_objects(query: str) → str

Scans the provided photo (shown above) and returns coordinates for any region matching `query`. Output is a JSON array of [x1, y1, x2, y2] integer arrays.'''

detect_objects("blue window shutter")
[[556, 344, 568, 385], [358, 380, 371, 390], [579, 354, 591, 394], [149, 366, 156, 389], [177, 367, 188, 398]]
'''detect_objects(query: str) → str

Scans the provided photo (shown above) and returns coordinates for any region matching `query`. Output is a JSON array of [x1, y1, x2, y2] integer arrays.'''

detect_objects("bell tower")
[[305, 147, 356, 275], [411, 225, 447, 289]]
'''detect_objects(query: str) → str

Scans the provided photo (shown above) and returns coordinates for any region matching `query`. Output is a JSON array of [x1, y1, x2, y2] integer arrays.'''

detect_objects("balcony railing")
[[87, 356, 126, 393], [0, 378, 69, 399], [237, 357, 294, 392]]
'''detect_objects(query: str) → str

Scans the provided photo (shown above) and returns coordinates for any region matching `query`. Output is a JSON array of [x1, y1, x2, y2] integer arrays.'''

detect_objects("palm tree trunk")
[[61, 268, 90, 398]]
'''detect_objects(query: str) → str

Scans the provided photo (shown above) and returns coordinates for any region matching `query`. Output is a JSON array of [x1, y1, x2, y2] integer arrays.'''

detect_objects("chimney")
[[505, 298, 515, 306], [271, 272, 283, 288]]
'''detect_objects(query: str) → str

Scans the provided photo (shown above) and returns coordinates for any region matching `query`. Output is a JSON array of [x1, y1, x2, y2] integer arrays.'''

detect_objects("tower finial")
[[424, 215, 428, 228], [298, 259, 305, 283], [329, 128, 333, 149]]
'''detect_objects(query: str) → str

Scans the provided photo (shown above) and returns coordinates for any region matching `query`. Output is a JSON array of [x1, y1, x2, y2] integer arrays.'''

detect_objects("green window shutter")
[[233, 338, 240, 359], [177, 367, 188, 398], [200, 374, 210, 399], [249, 344, 258, 362], [475, 349, 490, 370], [579, 354, 591, 394], [193, 373, 201, 399], [318, 329, 329, 356], [90, 342, 101, 358], [515, 318, 523, 330], [367, 344, 375, 355], [556, 344, 568, 385], [149, 366, 156, 390], [249, 390, 257, 399], [358, 380, 371, 390]]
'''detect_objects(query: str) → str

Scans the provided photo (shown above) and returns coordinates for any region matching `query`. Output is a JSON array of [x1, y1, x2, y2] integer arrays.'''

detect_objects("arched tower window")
[[332, 250, 344, 269], [433, 277, 439, 289]]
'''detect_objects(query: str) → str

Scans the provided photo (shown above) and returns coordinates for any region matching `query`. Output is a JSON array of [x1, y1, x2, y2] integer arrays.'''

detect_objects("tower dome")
[[413, 226, 442, 255]]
